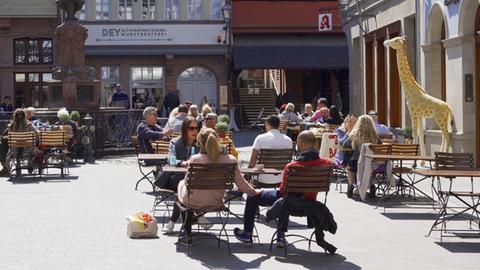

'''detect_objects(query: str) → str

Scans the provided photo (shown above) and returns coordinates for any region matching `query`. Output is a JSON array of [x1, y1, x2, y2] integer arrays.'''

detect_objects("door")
[[177, 66, 217, 108]]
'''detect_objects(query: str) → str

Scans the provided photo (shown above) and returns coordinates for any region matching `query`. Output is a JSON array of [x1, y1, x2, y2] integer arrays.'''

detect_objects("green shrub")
[[218, 114, 229, 123], [403, 126, 413, 139], [70, 111, 81, 122], [215, 121, 229, 134]]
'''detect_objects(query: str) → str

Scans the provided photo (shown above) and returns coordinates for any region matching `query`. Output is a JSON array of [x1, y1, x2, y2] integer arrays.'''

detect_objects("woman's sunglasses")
[[188, 126, 198, 131]]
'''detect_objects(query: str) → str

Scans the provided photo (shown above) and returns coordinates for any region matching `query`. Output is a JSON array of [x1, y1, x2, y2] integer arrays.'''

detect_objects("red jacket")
[[280, 157, 332, 201]]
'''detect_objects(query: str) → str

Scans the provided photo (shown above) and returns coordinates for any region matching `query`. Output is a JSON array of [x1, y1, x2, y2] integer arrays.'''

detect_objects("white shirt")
[[252, 129, 293, 184]]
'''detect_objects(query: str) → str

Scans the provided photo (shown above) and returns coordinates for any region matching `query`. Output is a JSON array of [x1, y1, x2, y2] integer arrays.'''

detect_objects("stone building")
[[79, 0, 230, 113], [0, 0, 58, 108], [342, 0, 479, 165]]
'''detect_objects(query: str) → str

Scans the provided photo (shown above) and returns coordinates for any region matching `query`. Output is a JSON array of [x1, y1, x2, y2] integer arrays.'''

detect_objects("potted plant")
[[70, 111, 81, 126], [403, 126, 413, 144], [215, 121, 229, 138], [218, 114, 229, 124]]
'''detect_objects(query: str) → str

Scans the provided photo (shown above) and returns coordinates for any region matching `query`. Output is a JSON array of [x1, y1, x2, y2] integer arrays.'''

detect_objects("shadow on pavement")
[[381, 212, 437, 220], [176, 240, 361, 270], [435, 242, 480, 253], [7, 175, 79, 184]]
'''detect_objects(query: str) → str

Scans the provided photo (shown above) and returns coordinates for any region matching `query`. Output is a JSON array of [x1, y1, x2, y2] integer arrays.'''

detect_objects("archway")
[[426, 4, 446, 101], [177, 66, 218, 109]]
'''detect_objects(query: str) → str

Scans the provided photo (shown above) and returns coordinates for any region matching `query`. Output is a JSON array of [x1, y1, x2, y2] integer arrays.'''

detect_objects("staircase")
[[239, 87, 278, 128]]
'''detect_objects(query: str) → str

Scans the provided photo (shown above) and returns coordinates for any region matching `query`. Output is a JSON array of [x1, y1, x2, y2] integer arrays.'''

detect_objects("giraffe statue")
[[383, 36, 455, 155]]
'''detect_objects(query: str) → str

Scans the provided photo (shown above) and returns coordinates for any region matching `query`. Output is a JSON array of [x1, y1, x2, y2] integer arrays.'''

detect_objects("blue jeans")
[[244, 189, 285, 238]]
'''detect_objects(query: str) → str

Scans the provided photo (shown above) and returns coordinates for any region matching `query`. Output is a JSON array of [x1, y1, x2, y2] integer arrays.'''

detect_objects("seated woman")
[[335, 115, 357, 167], [54, 108, 78, 145], [176, 128, 261, 245], [341, 115, 381, 199], [302, 103, 314, 120], [326, 105, 343, 125], [278, 103, 299, 123], [0, 109, 38, 176], [157, 116, 200, 234]]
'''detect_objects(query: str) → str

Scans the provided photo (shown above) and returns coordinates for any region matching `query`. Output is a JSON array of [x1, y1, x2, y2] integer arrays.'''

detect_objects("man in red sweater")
[[235, 130, 331, 247]]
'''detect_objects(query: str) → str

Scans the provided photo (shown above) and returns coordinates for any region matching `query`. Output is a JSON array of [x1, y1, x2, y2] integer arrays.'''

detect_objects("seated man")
[[165, 104, 188, 132], [136, 106, 173, 157], [249, 115, 292, 186], [367, 110, 396, 140], [203, 112, 218, 129], [235, 130, 332, 246]]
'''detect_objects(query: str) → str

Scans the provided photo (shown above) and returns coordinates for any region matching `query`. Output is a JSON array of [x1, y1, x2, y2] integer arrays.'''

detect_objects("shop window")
[[165, 0, 179, 20], [101, 66, 120, 107], [101, 66, 119, 80], [142, 0, 156, 20], [130, 66, 165, 110], [15, 73, 26, 82], [14, 38, 53, 65], [131, 67, 163, 81], [96, 0, 109, 20], [76, 3, 86, 20], [211, 0, 222, 20], [119, 0, 133, 20], [188, 0, 203, 20]]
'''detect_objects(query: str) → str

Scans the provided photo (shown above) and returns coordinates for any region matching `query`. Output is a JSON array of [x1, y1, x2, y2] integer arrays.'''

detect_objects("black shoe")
[[347, 184, 354, 198], [368, 185, 376, 198], [178, 234, 192, 247]]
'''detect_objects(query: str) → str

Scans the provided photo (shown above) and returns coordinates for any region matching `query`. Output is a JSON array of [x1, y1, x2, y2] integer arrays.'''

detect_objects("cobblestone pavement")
[[0, 139, 479, 269]]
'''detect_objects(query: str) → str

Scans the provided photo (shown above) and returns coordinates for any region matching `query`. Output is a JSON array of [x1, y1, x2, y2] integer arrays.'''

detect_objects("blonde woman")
[[177, 128, 261, 245], [200, 104, 212, 119], [341, 115, 381, 198], [335, 114, 357, 167], [278, 102, 299, 123]]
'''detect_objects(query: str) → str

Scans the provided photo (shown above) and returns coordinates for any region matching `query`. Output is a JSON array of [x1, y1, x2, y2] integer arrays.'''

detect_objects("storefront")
[[83, 23, 228, 113]]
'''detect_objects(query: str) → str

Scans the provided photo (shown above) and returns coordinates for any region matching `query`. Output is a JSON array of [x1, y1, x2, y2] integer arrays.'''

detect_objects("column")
[[110, 0, 119, 21], [180, 0, 188, 20], [204, 0, 211, 20], [156, 0, 165, 20]]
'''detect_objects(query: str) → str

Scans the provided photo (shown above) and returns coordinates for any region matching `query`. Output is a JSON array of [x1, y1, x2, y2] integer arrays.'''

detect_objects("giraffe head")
[[383, 36, 406, 50]]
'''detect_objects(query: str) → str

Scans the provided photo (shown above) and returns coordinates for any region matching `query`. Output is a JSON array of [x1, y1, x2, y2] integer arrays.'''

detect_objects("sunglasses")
[[188, 126, 198, 131]]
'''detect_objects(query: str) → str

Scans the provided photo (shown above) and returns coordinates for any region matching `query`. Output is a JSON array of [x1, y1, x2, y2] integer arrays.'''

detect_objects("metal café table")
[[414, 169, 480, 239], [363, 154, 435, 204], [136, 154, 168, 190]]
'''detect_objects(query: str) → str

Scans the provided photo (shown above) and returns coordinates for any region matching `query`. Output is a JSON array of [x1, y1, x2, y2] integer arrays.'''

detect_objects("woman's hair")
[[57, 108, 70, 122], [285, 103, 295, 113], [304, 103, 312, 110], [10, 109, 28, 132], [188, 105, 198, 118], [197, 128, 221, 163], [181, 116, 198, 145], [201, 104, 212, 118], [349, 115, 379, 149]]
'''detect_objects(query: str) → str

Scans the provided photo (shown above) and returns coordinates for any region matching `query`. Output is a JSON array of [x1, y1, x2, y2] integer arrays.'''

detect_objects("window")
[[101, 66, 120, 80], [131, 67, 163, 81], [96, 0, 109, 20], [188, 0, 203, 20], [142, 0, 155, 20], [76, 3, 86, 20], [119, 0, 133, 20], [211, 0, 222, 20], [165, 0, 179, 20], [179, 66, 215, 80], [14, 39, 53, 65]]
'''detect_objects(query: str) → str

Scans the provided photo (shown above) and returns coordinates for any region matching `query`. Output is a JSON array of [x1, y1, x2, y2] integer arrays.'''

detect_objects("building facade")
[[343, 0, 479, 165], [0, 0, 58, 108], [79, 0, 230, 113], [232, 0, 349, 113]]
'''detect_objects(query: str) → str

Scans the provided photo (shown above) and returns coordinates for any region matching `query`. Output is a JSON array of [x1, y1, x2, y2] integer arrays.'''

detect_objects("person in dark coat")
[[163, 90, 180, 117]]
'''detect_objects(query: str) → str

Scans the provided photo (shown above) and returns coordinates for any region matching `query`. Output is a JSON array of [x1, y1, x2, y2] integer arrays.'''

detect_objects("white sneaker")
[[197, 216, 213, 230], [162, 221, 175, 234]]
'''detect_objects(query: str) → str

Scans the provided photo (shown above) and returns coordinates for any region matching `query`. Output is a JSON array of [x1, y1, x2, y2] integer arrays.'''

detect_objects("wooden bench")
[[8, 131, 37, 177]]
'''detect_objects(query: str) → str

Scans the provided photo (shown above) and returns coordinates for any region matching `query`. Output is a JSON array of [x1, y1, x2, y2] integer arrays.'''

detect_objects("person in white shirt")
[[249, 115, 293, 184]]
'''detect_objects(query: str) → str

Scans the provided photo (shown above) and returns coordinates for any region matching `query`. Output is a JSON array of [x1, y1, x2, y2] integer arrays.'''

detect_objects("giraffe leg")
[[435, 114, 450, 152], [417, 119, 427, 157], [411, 115, 419, 145]]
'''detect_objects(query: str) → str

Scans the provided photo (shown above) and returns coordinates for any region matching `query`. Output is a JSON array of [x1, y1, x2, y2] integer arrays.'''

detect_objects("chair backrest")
[[390, 143, 419, 156], [225, 131, 233, 140], [434, 152, 474, 171], [8, 131, 36, 149], [258, 148, 293, 169], [131, 136, 140, 155], [285, 165, 332, 193], [186, 163, 236, 190], [171, 132, 181, 138], [152, 140, 170, 154], [369, 144, 391, 155], [39, 130, 68, 148], [279, 120, 289, 133], [219, 140, 233, 155]]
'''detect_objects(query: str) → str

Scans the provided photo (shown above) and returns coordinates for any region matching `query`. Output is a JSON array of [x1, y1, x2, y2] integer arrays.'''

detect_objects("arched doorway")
[[426, 4, 446, 101], [177, 66, 217, 108]]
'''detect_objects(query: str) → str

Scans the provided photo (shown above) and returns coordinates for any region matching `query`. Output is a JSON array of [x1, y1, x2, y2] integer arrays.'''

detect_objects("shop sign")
[[84, 24, 225, 46], [318, 13, 333, 32]]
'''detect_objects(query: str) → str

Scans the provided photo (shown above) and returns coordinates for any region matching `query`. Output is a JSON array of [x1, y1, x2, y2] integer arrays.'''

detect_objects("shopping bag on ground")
[[126, 212, 158, 238]]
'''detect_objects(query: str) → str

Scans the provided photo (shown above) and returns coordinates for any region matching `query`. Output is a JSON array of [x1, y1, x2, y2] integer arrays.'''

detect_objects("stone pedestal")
[[48, 0, 99, 110]]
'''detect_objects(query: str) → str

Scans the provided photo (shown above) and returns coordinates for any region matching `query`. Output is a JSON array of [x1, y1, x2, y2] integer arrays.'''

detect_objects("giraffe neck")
[[396, 45, 423, 97]]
